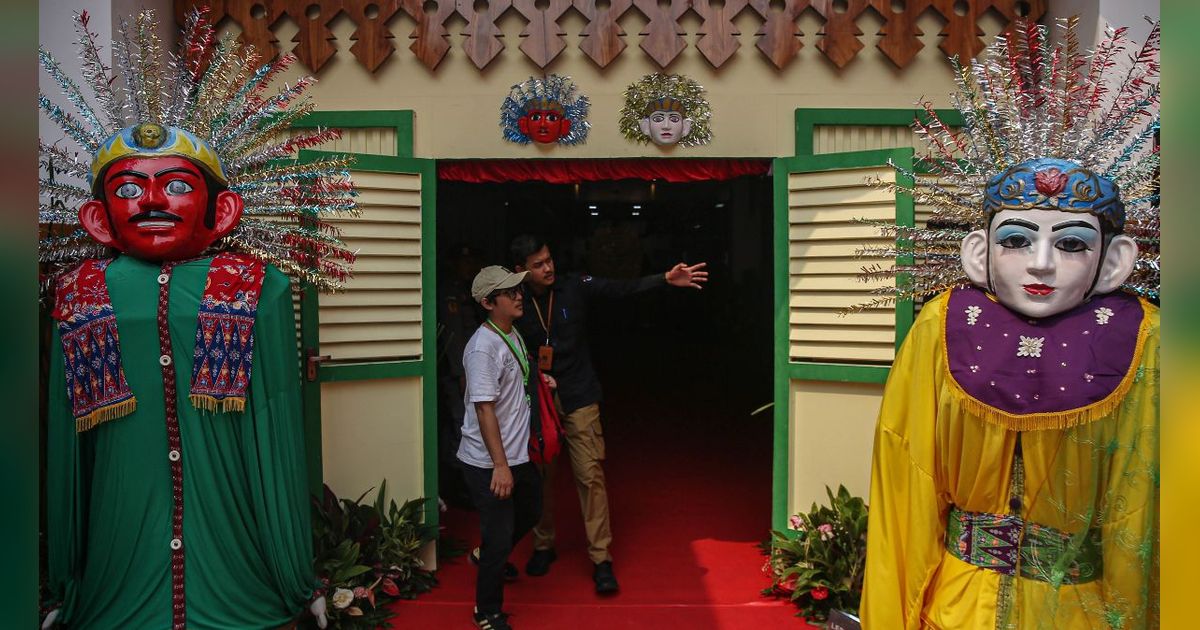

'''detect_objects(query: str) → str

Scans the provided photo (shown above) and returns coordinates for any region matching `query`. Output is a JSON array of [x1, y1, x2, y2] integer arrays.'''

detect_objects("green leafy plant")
[[307, 481, 438, 629], [761, 485, 868, 623]]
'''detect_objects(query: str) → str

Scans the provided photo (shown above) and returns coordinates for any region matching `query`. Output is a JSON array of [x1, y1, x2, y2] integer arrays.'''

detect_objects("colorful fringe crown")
[[39, 8, 359, 291], [854, 18, 1160, 310]]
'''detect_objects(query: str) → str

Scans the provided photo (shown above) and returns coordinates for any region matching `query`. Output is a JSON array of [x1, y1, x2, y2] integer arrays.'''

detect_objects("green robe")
[[48, 255, 315, 629]]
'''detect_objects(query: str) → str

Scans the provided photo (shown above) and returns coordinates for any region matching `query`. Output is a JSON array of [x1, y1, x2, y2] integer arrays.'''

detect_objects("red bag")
[[529, 375, 564, 465]]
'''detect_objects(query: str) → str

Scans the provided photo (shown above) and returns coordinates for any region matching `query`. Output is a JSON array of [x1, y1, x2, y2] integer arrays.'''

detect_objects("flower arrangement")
[[307, 481, 438, 629], [761, 485, 869, 623]]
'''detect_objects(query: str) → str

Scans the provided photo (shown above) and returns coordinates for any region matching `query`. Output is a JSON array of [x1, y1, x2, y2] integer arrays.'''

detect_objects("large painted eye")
[[547, 113, 559, 122], [1055, 237, 1091, 253], [115, 182, 143, 199], [165, 180, 193, 195], [997, 233, 1032, 249], [651, 113, 665, 122], [668, 113, 682, 123], [530, 113, 543, 122]]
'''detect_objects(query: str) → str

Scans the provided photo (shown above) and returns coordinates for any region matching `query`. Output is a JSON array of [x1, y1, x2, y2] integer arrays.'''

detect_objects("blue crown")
[[983, 158, 1125, 233]]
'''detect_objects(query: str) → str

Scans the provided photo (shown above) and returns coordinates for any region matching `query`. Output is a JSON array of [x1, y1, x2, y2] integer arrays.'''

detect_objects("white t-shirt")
[[456, 324, 531, 469]]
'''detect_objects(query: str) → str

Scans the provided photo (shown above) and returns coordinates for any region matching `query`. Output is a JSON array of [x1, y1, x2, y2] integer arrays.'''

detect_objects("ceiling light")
[[632, 205, 642, 210], [588, 204, 597, 210]]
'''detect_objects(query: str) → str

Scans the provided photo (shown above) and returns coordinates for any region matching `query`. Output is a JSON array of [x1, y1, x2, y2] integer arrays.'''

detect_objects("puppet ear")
[[561, 118, 571, 136], [680, 118, 693, 139], [518, 117, 530, 135], [211, 190, 245, 239], [78, 200, 119, 247], [960, 229, 989, 288], [638, 118, 651, 137], [1092, 234, 1138, 295]]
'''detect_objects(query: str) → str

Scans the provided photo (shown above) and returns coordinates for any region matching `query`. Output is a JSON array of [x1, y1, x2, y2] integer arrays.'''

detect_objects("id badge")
[[538, 345, 554, 371]]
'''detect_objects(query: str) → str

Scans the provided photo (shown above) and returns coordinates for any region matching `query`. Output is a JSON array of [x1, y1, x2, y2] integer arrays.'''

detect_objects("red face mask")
[[518, 109, 571, 144], [79, 156, 244, 261]]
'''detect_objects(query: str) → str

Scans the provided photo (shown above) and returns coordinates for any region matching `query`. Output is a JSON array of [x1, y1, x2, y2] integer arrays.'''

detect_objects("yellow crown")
[[90, 124, 227, 189]]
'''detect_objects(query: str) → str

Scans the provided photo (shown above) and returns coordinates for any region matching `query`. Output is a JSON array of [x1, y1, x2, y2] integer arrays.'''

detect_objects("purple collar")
[[944, 286, 1146, 425]]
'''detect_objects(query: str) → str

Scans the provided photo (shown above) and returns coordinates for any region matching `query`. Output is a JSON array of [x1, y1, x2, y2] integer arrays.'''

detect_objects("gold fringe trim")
[[189, 394, 246, 413], [76, 397, 137, 433], [941, 295, 1153, 432]]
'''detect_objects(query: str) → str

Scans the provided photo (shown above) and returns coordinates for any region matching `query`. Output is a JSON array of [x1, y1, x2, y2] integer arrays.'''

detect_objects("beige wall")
[[320, 377, 425, 509], [788, 379, 882, 513], [247, 9, 1014, 159]]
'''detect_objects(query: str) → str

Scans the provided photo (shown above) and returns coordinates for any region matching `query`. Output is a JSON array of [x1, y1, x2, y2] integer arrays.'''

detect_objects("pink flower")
[[817, 523, 834, 541], [789, 515, 805, 530], [1034, 168, 1068, 197], [353, 586, 369, 599], [811, 586, 830, 600]]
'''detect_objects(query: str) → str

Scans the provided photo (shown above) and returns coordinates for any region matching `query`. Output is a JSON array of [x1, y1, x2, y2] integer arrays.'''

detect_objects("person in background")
[[459, 266, 544, 630], [438, 244, 484, 509], [509, 234, 708, 594]]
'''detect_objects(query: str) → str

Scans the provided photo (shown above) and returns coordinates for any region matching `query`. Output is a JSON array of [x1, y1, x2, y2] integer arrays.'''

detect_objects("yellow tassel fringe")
[[189, 394, 247, 414], [76, 398, 137, 433], [940, 298, 1153, 432]]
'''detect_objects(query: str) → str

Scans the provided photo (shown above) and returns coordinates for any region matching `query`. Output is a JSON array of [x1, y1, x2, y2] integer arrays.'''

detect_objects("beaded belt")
[[945, 506, 1103, 585]]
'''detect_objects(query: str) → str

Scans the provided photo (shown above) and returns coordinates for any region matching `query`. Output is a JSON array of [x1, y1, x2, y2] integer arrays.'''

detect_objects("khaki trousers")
[[532, 402, 613, 563]]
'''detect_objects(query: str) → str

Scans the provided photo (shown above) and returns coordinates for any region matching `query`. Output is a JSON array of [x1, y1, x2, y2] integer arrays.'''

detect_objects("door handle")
[[305, 350, 331, 382]]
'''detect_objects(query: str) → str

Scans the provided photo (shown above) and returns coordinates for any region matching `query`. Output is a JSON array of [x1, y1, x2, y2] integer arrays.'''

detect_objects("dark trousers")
[[461, 461, 542, 614]]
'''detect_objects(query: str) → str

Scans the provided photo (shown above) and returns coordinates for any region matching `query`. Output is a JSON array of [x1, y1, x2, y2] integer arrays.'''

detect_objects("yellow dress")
[[861, 290, 1159, 630]]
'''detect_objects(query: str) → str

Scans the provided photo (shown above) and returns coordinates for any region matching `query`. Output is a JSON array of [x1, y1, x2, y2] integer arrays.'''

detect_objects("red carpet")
[[389, 331, 819, 629]]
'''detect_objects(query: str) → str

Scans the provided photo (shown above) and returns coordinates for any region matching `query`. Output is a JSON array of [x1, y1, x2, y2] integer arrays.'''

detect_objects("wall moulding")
[[176, 0, 1044, 72]]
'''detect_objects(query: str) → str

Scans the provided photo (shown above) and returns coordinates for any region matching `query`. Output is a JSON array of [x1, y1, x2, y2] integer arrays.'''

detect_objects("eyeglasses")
[[489, 287, 521, 301]]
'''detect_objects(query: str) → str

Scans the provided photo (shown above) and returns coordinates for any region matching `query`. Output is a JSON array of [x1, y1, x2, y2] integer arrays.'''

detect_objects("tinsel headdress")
[[39, 8, 358, 291], [500, 74, 590, 145], [619, 73, 713, 147], [856, 18, 1160, 309]]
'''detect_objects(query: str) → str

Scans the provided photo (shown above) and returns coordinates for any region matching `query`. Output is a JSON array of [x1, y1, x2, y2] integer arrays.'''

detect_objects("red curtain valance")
[[437, 158, 771, 184]]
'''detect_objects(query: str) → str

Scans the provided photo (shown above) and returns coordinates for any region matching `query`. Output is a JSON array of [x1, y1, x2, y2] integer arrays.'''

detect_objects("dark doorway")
[[429, 173, 780, 623]]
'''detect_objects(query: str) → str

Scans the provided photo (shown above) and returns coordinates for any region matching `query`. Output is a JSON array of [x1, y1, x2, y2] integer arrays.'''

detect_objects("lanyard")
[[531, 290, 554, 344], [485, 320, 529, 384]]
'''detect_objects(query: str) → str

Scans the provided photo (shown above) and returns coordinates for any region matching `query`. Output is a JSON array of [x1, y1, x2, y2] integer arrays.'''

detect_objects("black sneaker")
[[593, 560, 619, 594], [525, 548, 557, 576], [473, 608, 512, 630], [469, 547, 518, 581]]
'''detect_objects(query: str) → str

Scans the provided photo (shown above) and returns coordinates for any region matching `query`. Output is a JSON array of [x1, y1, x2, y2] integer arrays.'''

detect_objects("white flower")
[[1017, 336, 1045, 358], [331, 588, 354, 609], [965, 305, 982, 326], [1094, 307, 1114, 325]]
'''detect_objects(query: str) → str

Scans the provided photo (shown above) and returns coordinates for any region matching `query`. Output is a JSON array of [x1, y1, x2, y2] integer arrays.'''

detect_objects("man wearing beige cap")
[[458, 265, 544, 630]]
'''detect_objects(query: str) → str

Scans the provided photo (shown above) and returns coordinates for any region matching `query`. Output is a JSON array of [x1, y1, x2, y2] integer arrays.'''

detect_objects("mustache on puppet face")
[[128, 209, 183, 224]]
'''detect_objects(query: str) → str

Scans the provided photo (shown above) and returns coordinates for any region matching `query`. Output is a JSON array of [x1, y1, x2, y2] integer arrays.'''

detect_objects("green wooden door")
[[771, 148, 915, 529]]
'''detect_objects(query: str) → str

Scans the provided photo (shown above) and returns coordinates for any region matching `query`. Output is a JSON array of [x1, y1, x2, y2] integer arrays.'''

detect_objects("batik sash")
[[53, 259, 135, 432], [53, 254, 266, 431], [189, 252, 265, 413]]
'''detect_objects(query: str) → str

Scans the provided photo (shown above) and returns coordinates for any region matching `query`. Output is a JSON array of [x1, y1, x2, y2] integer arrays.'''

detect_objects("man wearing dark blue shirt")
[[510, 234, 707, 593]]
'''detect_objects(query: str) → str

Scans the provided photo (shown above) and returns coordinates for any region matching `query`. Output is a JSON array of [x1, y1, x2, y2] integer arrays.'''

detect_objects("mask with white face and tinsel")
[[959, 158, 1139, 319]]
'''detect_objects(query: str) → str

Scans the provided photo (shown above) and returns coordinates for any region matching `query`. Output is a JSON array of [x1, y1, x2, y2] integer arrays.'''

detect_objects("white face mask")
[[985, 209, 1105, 318], [639, 111, 692, 146]]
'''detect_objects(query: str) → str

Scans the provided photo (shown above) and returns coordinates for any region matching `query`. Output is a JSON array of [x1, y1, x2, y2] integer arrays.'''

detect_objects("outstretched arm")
[[664, 262, 708, 289], [577, 262, 709, 299]]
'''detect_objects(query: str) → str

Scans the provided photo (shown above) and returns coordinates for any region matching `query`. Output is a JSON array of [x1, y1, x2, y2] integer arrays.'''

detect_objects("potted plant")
[[308, 481, 438, 629], [761, 485, 868, 626]]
